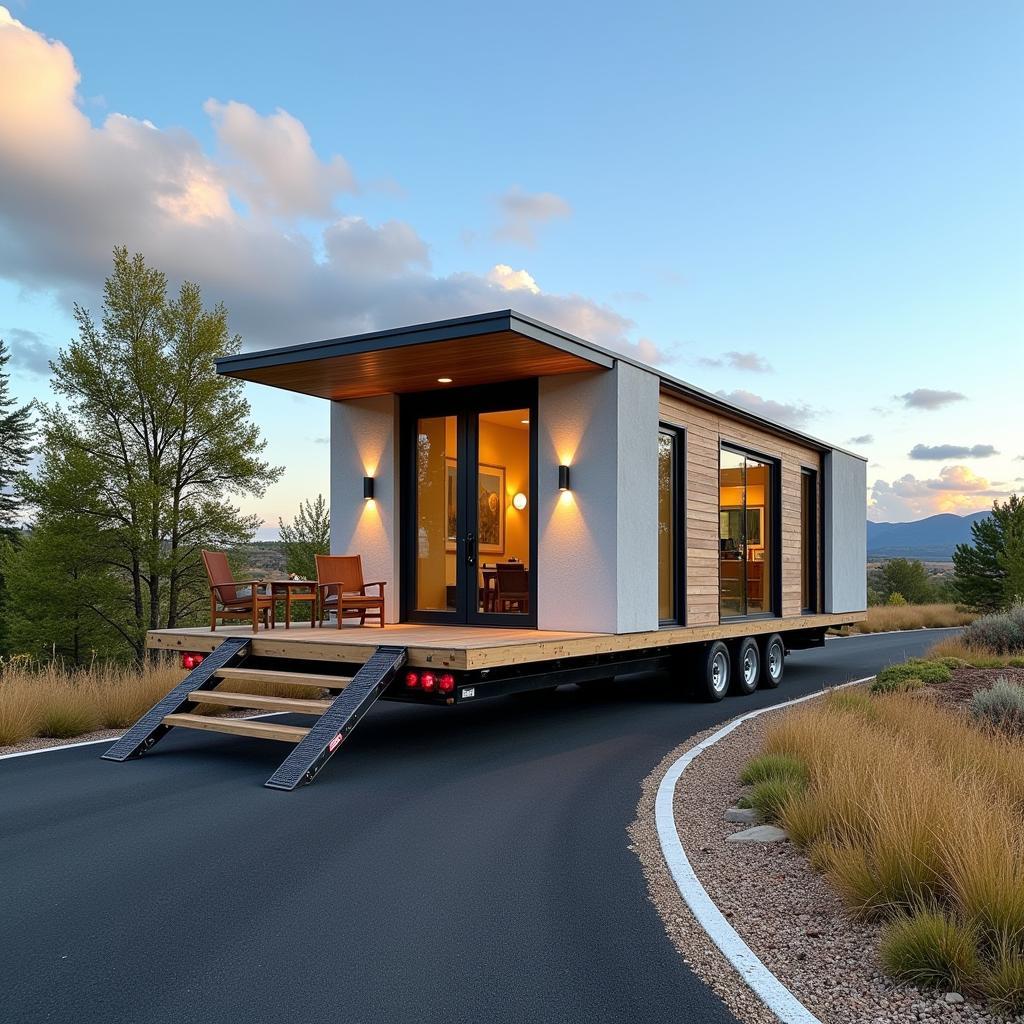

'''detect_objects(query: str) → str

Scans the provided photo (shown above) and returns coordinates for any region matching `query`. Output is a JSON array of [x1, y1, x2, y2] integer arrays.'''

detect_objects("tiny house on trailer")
[[109, 311, 866, 788]]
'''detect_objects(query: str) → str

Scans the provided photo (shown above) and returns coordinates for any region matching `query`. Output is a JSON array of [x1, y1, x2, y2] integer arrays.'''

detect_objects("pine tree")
[[952, 495, 1024, 611], [278, 495, 330, 581], [0, 338, 35, 532]]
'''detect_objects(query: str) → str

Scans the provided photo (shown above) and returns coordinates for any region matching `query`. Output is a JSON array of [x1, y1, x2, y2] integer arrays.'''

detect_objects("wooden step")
[[162, 713, 310, 743], [213, 667, 352, 689], [188, 691, 333, 714]]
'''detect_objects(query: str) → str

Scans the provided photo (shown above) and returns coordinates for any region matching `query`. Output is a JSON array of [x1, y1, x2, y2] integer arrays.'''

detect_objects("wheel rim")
[[711, 651, 729, 694], [768, 642, 782, 680], [743, 648, 758, 686]]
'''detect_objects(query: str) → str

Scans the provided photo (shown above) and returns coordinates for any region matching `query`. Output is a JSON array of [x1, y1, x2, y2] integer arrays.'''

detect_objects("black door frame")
[[399, 380, 538, 627]]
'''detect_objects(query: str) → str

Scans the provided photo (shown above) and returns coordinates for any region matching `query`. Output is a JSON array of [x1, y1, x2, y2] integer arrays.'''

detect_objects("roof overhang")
[[216, 310, 613, 401]]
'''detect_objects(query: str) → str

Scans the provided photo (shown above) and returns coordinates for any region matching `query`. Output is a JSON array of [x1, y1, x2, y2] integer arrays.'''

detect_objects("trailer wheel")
[[731, 637, 760, 695], [698, 641, 731, 702], [760, 633, 785, 688]]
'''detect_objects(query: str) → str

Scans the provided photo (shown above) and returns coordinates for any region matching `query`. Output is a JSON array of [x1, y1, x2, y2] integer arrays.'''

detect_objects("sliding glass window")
[[719, 446, 776, 618], [658, 428, 683, 624]]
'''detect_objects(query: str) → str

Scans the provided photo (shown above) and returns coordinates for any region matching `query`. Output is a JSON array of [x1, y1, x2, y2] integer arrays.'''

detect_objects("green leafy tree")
[[278, 495, 330, 580], [952, 495, 1024, 611], [870, 558, 936, 605], [19, 248, 281, 661]]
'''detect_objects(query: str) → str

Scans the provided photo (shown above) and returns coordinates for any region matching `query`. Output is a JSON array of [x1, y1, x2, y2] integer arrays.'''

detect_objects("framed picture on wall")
[[444, 460, 507, 554], [477, 463, 506, 554]]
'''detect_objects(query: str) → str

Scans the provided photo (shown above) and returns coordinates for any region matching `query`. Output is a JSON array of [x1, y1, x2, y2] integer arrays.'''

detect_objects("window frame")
[[657, 424, 687, 627], [718, 441, 782, 621], [800, 466, 820, 614]]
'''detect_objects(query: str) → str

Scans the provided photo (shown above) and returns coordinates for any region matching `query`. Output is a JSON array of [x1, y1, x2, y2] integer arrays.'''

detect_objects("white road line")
[[654, 676, 873, 1024], [0, 712, 290, 761]]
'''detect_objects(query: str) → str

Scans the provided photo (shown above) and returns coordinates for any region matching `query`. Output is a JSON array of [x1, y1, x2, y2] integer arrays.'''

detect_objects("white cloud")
[[493, 187, 571, 246], [0, 9, 641, 357], [486, 264, 540, 295], [869, 464, 1010, 519], [700, 350, 773, 373], [5, 326, 54, 375], [909, 443, 998, 460], [204, 99, 355, 218], [897, 388, 966, 410]]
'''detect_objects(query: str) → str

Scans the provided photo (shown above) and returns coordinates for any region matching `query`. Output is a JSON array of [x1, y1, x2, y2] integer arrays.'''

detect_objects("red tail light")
[[420, 672, 436, 692], [438, 673, 455, 693], [181, 652, 204, 670], [404, 671, 419, 689]]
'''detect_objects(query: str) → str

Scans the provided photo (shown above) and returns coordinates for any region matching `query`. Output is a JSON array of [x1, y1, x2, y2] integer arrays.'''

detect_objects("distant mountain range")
[[867, 511, 990, 560]]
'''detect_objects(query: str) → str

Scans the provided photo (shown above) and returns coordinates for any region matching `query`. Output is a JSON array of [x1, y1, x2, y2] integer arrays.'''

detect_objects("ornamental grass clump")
[[760, 687, 1024, 1010]]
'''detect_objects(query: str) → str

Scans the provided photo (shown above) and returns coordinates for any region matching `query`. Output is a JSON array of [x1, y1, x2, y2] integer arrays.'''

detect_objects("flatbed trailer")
[[105, 310, 868, 788]]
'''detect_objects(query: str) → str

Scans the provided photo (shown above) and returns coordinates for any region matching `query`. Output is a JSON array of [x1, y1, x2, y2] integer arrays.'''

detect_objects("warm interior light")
[[437, 377, 453, 384], [520, 418, 529, 425], [558, 465, 571, 491], [512, 492, 528, 511], [363, 476, 375, 501]]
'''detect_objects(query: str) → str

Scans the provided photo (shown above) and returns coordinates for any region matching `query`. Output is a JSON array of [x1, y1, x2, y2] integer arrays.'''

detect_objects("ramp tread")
[[162, 713, 309, 743], [189, 691, 333, 714], [214, 667, 351, 688]]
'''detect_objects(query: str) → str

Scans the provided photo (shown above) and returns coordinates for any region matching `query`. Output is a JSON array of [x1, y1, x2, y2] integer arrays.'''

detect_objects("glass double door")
[[403, 386, 536, 626]]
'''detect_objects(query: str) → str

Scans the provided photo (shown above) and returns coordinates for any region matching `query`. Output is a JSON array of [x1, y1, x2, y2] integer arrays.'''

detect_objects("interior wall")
[[329, 395, 400, 621]]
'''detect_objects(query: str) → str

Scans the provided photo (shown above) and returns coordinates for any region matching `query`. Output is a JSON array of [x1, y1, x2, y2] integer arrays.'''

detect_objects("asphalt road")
[[0, 629, 957, 1024]]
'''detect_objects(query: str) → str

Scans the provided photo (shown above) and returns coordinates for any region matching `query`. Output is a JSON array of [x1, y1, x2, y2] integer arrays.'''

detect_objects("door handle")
[[465, 533, 475, 565]]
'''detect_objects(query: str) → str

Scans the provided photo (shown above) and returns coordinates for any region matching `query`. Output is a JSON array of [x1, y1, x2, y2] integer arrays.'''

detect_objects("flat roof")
[[217, 309, 865, 460]]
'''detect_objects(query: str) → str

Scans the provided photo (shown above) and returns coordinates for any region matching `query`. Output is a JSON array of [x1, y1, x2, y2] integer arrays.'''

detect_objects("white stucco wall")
[[823, 450, 868, 613], [537, 363, 660, 633], [330, 395, 400, 622]]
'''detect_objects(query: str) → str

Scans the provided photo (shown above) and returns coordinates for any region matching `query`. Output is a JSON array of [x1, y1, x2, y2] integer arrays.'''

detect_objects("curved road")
[[1, 629, 956, 1024]]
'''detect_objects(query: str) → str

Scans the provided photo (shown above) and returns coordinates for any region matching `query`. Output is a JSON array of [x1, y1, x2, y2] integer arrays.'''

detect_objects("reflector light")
[[420, 672, 436, 692], [404, 671, 419, 688], [181, 652, 204, 670], [438, 673, 455, 693]]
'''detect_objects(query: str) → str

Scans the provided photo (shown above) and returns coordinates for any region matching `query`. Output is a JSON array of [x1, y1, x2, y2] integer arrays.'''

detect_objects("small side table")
[[271, 580, 318, 629]]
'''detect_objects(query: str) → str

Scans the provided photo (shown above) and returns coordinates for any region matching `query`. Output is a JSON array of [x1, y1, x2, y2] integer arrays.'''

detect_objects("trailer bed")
[[147, 613, 859, 671]]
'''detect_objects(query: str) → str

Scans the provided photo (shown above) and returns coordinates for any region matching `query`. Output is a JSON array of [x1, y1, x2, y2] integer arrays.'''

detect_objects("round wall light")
[[512, 492, 528, 511]]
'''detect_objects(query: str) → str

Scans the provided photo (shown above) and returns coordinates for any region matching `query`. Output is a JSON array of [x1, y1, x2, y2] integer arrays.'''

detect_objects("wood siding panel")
[[659, 391, 822, 623]]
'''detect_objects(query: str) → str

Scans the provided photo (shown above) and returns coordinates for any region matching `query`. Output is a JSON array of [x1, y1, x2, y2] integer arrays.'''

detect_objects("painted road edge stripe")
[[654, 676, 873, 1024], [0, 711, 290, 761]]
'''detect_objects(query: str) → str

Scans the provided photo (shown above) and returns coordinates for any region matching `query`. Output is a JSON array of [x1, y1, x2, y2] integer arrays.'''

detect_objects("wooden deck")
[[146, 612, 860, 671]]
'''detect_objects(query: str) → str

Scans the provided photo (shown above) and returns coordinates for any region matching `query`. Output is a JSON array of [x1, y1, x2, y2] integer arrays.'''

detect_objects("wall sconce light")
[[363, 476, 375, 501], [558, 465, 571, 491], [512, 492, 528, 511]]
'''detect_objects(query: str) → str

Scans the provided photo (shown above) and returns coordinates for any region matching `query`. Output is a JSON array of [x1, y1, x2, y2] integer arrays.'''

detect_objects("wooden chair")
[[315, 554, 386, 629], [493, 562, 529, 614], [202, 549, 275, 632]]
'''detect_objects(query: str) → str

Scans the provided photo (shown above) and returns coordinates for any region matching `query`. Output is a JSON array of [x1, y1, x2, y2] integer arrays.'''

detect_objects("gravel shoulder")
[[630, 692, 1019, 1024]]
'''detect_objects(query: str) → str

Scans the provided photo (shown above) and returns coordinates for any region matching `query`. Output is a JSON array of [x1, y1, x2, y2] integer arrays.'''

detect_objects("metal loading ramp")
[[102, 642, 408, 790]]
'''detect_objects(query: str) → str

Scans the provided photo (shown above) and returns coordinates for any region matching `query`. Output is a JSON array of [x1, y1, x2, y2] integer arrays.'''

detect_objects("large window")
[[719, 446, 776, 617], [658, 428, 683, 624], [801, 468, 818, 613]]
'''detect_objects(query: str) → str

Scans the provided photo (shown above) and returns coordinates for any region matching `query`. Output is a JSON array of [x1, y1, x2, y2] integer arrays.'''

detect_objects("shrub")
[[982, 940, 1024, 1012], [739, 752, 809, 787], [870, 659, 951, 693], [962, 605, 1024, 655], [887, 591, 908, 606], [824, 689, 878, 717], [971, 678, 1024, 735], [880, 909, 980, 990], [37, 690, 101, 738]]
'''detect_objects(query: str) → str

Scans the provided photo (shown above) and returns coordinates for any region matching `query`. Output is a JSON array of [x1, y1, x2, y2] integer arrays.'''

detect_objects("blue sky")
[[1, 1, 1021, 533]]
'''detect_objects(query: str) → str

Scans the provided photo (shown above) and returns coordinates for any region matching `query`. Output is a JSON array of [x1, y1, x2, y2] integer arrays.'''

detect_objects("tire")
[[731, 637, 760, 695], [698, 641, 731, 702], [760, 633, 785, 688]]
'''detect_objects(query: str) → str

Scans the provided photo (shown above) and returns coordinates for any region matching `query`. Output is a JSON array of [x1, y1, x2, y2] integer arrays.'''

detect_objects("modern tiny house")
[[128, 310, 867, 788]]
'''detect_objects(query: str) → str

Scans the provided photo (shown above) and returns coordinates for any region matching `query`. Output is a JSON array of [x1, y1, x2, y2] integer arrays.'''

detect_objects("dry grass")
[[759, 688, 1024, 1008], [832, 603, 977, 635], [0, 657, 186, 745], [0, 655, 334, 747], [927, 634, 1024, 669]]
